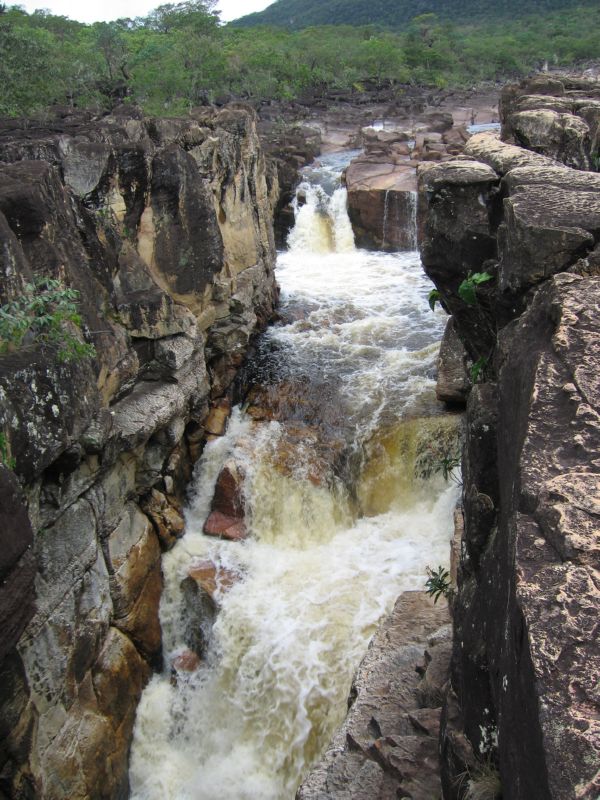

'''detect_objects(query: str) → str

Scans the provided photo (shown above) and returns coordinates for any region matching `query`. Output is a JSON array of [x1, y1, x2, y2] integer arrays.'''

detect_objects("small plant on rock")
[[428, 288, 442, 311], [458, 271, 493, 306], [470, 355, 488, 383], [425, 565, 454, 604], [0, 277, 96, 363], [0, 432, 16, 470], [457, 760, 502, 800]]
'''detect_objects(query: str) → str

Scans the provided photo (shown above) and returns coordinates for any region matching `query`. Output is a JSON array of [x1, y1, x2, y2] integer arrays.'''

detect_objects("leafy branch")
[[428, 288, 442, 311], [0, 278, 96, 363], [425, 565, 454, 604]]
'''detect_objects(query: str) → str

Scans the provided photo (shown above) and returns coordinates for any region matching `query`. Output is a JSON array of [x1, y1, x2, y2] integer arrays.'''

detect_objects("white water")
[[129, 151, 456, 800]]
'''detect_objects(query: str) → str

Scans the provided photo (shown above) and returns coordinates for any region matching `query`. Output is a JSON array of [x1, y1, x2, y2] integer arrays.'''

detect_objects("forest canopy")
[[1, 1, 599, 117], [234, 0, 590, 30]]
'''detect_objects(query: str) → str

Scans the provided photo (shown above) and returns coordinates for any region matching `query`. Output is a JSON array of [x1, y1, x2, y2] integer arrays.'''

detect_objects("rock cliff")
[[0, 105, 278, 798], [419, 75, 600, 799]]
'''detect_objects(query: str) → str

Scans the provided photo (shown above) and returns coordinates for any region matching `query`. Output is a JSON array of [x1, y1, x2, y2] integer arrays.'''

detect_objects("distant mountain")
[[233, 0, 580, 29]]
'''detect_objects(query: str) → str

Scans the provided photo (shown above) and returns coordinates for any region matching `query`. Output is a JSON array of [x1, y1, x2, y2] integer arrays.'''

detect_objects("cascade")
[[129, 150, 457, 800], [381, 188, 391, 249], [406, 190, 418, 250]]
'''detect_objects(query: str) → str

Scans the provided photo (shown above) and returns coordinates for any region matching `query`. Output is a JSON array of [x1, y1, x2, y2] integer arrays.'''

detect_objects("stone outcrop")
[[297, 592, 451, 800], [346, 115, 472, 251], [500, 74, 600, 171], [418, 77, 600, 799], [0, 104, 278, 798]]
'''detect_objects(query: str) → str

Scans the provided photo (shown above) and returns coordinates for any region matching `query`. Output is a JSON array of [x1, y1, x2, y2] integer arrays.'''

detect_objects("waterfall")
[[129, 150, 456, 800], [287, 183, 355, 254], [382, 189, 391, 249], [381, 189, 417, 252], [407, 190, 418, 250]]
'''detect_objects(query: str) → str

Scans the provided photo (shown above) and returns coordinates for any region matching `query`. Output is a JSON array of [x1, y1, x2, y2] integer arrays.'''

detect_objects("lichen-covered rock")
[[500, 75, 600, 171], [0, 104, 278, 799], [420, 88, 600, 799]]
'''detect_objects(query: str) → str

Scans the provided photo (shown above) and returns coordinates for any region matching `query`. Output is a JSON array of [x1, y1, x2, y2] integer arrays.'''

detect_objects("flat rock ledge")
[[297, 591, 451, 800]]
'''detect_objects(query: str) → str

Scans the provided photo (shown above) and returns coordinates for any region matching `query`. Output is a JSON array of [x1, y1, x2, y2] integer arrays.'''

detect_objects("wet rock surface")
[[297, 592, 451, 800], [419, 74, 600, 800], [0, 104, 277, 798]]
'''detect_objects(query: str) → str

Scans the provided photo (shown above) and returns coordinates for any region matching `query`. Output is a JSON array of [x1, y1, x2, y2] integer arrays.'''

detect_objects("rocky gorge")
[[418, 73, 600, 799], [0, 70, 598, 800], [0, 104, 278, 798]]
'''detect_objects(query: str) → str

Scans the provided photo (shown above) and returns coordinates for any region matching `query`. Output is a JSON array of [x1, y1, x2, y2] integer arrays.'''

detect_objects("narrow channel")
[[129, 152, 459, 800]]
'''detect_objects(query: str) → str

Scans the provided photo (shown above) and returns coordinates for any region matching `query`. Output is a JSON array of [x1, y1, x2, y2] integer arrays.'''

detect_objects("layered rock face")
[[500, 74, 600, 170], [0, 105, 278, 798], [419, 75, 600, 799]]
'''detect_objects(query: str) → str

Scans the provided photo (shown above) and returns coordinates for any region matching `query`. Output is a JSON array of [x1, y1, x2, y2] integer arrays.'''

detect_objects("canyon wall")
[[419, 75, 600, 798], [0, 105, 278, 799]]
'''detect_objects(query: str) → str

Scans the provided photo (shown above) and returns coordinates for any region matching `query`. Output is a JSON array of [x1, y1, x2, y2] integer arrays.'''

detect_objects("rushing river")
[[129, 152, 458, 800]]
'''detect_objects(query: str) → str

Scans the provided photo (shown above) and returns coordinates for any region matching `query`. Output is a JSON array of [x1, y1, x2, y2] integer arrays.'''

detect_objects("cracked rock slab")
[[297, 591, 450, 800]]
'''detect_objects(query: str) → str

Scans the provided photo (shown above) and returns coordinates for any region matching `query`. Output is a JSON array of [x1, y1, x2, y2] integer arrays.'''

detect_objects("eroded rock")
[[298, 592, 451, 800], [420, 92, 600, 799], [0, 103, 278, 798]]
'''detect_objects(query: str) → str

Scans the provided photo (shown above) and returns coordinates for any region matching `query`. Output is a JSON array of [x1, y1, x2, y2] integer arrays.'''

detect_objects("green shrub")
[[0, 277, 96, 363], [470, 355, 488, 383]]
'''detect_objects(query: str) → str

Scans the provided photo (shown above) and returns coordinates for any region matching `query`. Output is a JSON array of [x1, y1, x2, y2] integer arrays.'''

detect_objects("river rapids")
[[129, 151, 458, 800]]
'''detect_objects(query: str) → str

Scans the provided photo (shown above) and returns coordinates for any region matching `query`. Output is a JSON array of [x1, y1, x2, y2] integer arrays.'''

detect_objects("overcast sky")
[[12, 0, 274, 23]]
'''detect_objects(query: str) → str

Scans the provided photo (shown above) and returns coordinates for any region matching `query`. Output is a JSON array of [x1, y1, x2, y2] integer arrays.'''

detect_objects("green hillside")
[[234, 0, 583, 29], [1, 1, 599, 117]]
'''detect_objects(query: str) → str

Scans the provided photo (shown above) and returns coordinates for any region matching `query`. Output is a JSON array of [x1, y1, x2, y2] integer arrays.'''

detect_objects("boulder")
[[203, 511, 248, 541], [510, 109, 591, 170], [422, 110, 454, 133], [211, 459, 246, 518], [204, 397, 231, 436], [172, 650, 201, 673], [499, 75, 600, 171], [187, 559, 240, 600]]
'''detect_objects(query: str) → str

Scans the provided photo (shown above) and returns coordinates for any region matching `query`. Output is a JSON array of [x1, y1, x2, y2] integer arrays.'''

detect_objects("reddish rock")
[[211, 459, 245, 518], [172, 650, 201, 672], [187, 559, 240, 598], [203, 510, 247, 540]]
